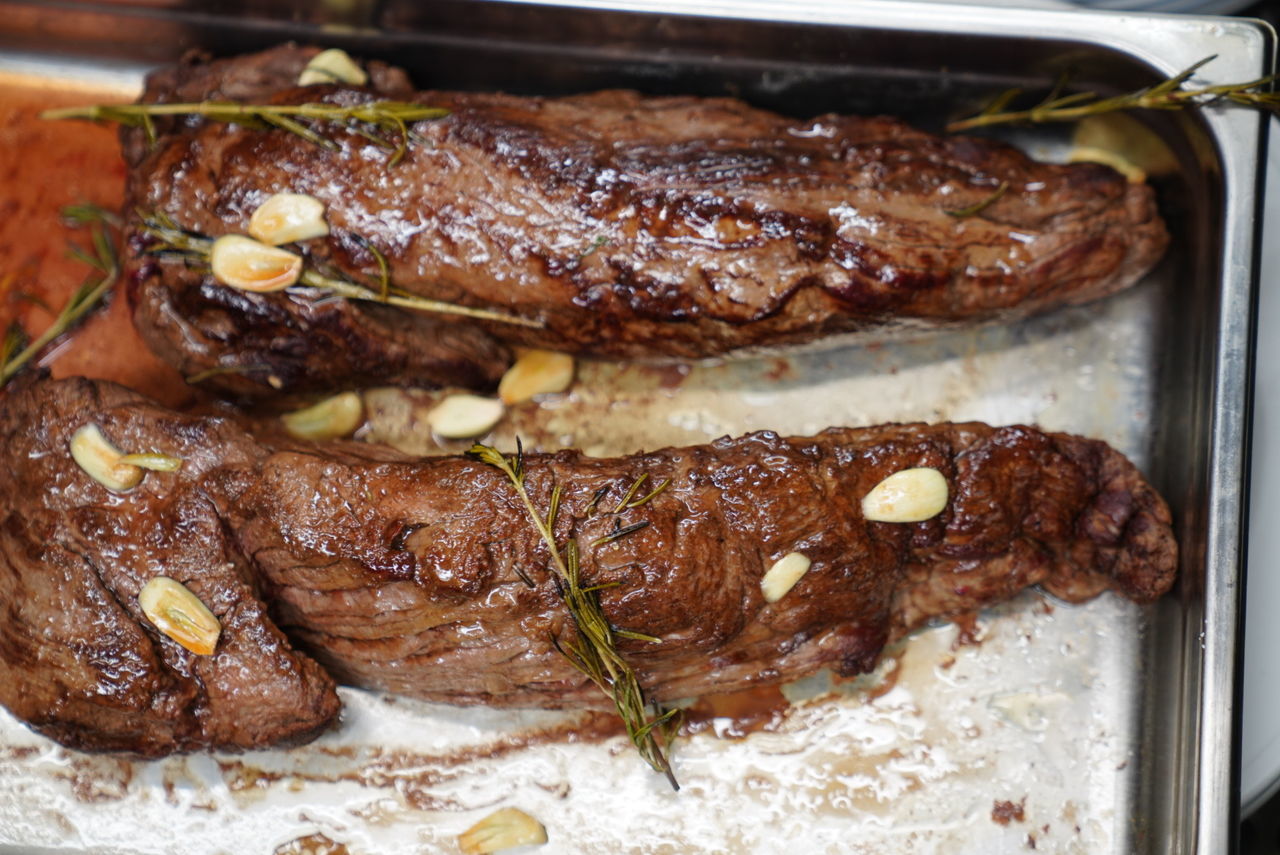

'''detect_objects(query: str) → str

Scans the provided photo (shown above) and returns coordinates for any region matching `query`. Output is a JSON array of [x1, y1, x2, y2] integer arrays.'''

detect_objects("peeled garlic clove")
[[297, 48, 369, 87], [458, 808, 547, 854], [281, 391, 364, 440], [427, 394, 504, 439], [248, 193, 330, 246], [138, 577, 221, 656], [861, 467, 949, 523], [498, 350, 575, 405], [209, 235, 302, 293], [70, 423, 144, 492], [760, 551, 812, 603]]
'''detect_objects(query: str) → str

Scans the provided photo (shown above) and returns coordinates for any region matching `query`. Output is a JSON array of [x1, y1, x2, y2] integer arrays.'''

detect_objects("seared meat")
[[0, 383, 339, 756], [123, 46, 1168, 396], [0, 377, 1175, 755]]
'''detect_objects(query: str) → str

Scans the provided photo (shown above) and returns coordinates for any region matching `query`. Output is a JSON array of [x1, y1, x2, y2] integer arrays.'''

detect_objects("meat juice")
[[0, 75, 189, 406]]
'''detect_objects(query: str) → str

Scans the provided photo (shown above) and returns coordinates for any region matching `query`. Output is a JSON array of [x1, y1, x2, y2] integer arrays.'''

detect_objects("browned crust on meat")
[[123, 46, 1168, 396], [0, 377, 1174, 753]]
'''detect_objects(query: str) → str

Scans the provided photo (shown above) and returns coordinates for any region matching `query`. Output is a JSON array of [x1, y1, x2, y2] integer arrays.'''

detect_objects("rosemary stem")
[[0, 285, 103, 384], [1, 212, 119, 388], [138, 213, 544, 329], [303, 271, 544, 328], [469, 444, 680, 789], [41, 102, 450, 123], [946, 56, 1279, 133]]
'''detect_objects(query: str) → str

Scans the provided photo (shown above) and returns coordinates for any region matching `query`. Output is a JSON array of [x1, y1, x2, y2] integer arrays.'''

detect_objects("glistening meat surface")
[[123, 46, 1169, 396], [0, 377, 1175, 756]]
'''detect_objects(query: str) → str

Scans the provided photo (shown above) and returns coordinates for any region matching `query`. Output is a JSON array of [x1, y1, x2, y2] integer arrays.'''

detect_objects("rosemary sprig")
[[468, 441, 680, 789], [137, 212, 543, 329], [1, 208, 119, 388], [948, 55, 1279, 132], [41, 101, 448, 166]]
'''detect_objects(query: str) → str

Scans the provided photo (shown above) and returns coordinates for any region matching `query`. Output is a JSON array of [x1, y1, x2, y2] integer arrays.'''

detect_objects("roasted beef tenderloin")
[[122, 45, 1169, 396], [0, 377, 1175, 755]]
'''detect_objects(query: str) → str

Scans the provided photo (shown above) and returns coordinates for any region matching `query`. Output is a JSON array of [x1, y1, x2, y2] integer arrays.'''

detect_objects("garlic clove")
[[861, 467, 949, 523], [426, 394, 504, 439], [248, 193, 330, 246], [281, 391, 365, 440], [297, 48, 369, 87], [70, 423, 144, 492], [497, 350, 575, 405], [760, 551, 812, 603], [209, 235, 303, 293], [457, 808, 547, 854], [138, 576, 221, 656]]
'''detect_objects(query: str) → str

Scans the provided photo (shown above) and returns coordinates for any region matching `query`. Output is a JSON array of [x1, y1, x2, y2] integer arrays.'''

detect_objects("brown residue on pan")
[[992, 795, 1028, 825], [865, 656, 903, 701], [681, 684, 792, 739], [951, 612, 984, 649], [273, 832, 351, 855], [0, 76, 191, 407], [218, 710, 623, 811]]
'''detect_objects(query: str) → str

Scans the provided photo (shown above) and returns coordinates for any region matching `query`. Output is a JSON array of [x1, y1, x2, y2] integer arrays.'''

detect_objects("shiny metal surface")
[[0, 1, 1269, 852]]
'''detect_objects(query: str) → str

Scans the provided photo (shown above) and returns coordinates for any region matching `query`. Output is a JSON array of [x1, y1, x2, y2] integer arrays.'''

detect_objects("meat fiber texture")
[[122, 45, 1169, 397], [0, 377, 1175, 756]]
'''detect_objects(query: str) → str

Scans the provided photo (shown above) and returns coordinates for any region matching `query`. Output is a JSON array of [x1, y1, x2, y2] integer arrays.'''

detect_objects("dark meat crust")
[[0, 379, 340, 756], [0, 377, 1175, 755], [123, 46, 1168, 396]]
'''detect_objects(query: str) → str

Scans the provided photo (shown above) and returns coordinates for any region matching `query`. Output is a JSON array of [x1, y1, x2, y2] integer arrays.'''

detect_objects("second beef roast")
[[0, 377, 1175, 755]]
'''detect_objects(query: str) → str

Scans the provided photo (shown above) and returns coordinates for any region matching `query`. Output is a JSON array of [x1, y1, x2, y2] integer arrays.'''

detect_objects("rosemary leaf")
[[948, 54, 1280, 132], [979, 87, 1022, 118], [259, 112, 338, 151], [61, 203, 121, 229], [591, 519, 650, 547], [468, 441, 680, 789], [622, 478, 671, 510], [613, 474, 649, 514], [944, 181, 1011, 219], [584, 485, 610, 518], [351, 233, 392, 301], [0, 323, 26, 371], [615, 628, 663, 643]]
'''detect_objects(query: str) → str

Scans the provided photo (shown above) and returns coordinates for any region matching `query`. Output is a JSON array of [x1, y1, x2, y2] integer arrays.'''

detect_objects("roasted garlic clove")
[[209, 235, 303, 293], [497, 350, 575, 405], [297, 48, 369, 87], [248, 193, 330, 246], [70, 423, 144, 492], [457, 808, 547, 854], [427, 394, 504, 439], [138, 577, 221, 656], [861, 467, 949, 523], [281, 391, 365, 440], [760, 551, 812, 603]]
